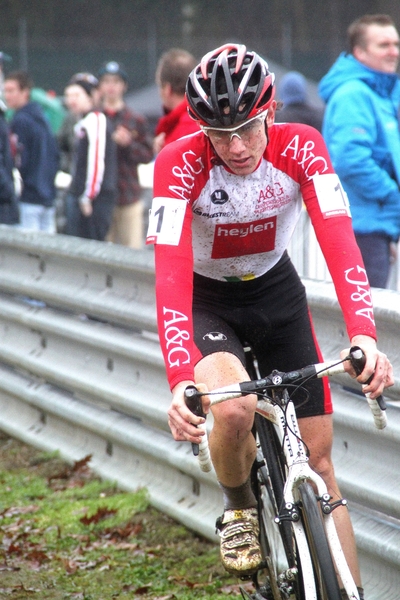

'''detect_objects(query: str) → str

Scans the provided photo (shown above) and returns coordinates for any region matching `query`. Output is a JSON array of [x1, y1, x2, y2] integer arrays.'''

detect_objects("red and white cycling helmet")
[[186, 43, 275, 128]]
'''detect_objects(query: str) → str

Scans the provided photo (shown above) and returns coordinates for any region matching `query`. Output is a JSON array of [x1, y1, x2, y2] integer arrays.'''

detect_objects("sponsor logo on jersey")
[[344, 266, 375, 325], [255, 181, 292, 213], [203, 332, 227, 341], [193, 208, 233, 218], [211, 216, 277, 259], [162, 307, 191, 368], [211, 189, 229, 205], [281, 135, 329, 178]]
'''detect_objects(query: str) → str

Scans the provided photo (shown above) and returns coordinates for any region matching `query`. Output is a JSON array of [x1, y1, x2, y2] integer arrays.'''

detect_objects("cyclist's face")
[[206, 104, 276, 176]]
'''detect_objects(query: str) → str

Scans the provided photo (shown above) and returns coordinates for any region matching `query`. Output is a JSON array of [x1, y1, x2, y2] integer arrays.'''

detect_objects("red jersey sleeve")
[[154, 211, 198, 390], [274, 124, 377, 341], [303, 179, 377, 341], [151, 139, 204, 390]]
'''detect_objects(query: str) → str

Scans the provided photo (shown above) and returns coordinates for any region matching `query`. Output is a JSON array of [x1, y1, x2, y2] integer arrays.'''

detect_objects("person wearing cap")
[[147, 43, 393, 594], [65, 73, 117, 241], [153, 48, 200, 154], [98, 61, 153, 249], [275, 70, 324, 132], [4, 70, 59, 232]]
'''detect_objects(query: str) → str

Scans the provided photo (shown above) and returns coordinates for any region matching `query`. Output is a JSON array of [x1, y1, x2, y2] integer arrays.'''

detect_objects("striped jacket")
[[69, 111, 117, 200]]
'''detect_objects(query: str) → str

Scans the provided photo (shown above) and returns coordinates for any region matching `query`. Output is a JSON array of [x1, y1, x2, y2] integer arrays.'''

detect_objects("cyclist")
[[147, 44, 393, 599]]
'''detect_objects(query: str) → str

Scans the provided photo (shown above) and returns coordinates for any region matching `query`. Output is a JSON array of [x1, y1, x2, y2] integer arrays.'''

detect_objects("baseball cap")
[[98, 61, 128, 82]]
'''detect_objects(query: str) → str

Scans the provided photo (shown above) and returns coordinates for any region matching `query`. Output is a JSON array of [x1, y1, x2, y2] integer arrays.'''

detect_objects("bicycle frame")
[[256, 391, 359, 600], [185, 348, 386, 600]]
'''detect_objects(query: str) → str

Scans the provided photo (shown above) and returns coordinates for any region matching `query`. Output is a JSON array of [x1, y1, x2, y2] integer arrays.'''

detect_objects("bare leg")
[[299, 414, 362, 587], [195, 352, 262, 576], [195, 352, 257, 487]]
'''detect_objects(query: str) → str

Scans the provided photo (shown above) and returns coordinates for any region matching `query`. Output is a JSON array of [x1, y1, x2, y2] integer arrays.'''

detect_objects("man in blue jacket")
[[319, 14, 400, 288], [4, 71, 59, 232]]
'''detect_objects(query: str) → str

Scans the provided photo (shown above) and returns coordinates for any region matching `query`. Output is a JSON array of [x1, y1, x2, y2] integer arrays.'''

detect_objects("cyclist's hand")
[[342, 335, 394, 399], [168, 381, 208, 443]]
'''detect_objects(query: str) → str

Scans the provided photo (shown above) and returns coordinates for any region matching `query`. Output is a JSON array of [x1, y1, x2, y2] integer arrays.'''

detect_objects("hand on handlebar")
[[342, 335, 394, 399], [168, 380, 209, 443]]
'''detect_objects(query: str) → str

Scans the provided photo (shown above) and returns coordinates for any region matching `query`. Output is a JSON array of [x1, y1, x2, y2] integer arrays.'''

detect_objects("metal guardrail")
[[289, 210, 400, 292], [0, 227, 399, 599]]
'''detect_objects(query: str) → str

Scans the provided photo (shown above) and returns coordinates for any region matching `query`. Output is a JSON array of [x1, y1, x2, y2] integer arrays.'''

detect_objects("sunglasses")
[[201, 111, 267, 145]]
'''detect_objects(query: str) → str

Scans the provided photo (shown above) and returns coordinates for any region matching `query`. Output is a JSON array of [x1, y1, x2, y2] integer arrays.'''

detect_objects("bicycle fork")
[[257, 399, 360, 600]]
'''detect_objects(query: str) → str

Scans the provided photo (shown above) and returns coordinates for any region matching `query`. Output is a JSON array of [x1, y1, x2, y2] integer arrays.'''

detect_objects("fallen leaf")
[[133, 584, 152, 594], [102, 522, 142, 539], [80, 506, 117, 525], [167, 575, 197, 588], [72, 454, 93, 473], [25, 548, 49, 566]]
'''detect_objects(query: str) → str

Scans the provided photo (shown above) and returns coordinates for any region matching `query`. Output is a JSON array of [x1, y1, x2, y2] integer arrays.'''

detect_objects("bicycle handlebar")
[[184, 346, 387, 470], [347, 346, 387, 430]]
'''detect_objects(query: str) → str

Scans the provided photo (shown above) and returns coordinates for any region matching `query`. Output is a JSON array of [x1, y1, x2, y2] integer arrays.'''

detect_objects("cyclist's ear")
[[266, 101, 277, 126]]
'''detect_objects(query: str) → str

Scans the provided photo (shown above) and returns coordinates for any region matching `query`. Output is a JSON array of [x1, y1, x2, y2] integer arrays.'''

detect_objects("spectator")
[[319, 14, 400, 288], [4, 71, 59, 233], [153, 48, 199, 154], [275, 71, 324, 131], [57, 73, 100, 234], [98, 61, 153, 249], [0, 98, 19, 226], [66, 73, 117, 241]]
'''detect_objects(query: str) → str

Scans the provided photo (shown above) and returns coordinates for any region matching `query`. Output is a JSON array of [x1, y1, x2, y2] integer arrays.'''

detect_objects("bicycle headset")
[[186, 43, 276, 128]]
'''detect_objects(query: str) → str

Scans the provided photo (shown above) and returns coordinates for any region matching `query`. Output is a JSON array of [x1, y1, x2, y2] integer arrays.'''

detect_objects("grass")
[[0, 433, 242, 599]]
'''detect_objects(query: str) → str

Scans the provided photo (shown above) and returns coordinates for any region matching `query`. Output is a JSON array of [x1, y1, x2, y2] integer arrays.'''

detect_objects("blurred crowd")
[[0, 13, 399, 289], [0, 48, 203, 248]]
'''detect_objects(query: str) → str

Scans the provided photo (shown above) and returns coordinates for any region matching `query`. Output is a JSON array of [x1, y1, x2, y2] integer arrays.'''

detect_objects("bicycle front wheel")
[[255, 413, 305, 600], [298, 482, 342, 600]]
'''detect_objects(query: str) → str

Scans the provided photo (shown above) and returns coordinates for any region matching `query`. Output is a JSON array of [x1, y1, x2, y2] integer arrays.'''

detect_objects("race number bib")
[[313, 174, 351, 219], [146, 197, 186, 245]]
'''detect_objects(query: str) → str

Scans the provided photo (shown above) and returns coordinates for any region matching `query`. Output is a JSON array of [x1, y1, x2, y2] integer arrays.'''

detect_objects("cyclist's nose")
[[228, 133, 247, 151]]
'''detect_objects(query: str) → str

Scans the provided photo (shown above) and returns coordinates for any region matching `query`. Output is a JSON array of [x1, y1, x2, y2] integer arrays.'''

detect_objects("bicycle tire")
[[298, 482, 342, 600], [254, 413, 305, 600]]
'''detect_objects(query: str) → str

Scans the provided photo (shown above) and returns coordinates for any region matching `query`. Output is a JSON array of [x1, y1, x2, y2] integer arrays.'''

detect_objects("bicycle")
[[184, 346, 387, 600]]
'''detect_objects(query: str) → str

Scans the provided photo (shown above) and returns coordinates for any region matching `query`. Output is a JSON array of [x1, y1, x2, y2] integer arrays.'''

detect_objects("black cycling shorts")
[[192, 252, 332, 418]]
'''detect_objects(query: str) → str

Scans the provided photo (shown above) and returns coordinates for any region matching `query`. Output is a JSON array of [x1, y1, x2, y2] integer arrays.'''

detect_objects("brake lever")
[[184, 385, 207, 456]]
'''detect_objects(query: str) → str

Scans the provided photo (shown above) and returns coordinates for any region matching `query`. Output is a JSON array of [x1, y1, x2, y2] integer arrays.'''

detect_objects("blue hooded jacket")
[[319, 53, 400, 241], [10, 101, 59, 207]]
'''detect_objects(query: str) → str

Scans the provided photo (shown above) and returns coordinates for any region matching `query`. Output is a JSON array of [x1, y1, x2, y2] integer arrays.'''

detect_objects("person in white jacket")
[[65, 73, 117, 240]]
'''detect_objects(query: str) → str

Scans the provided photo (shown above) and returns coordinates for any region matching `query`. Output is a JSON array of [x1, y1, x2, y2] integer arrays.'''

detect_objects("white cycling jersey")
[[148, 123, 376, 389]]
